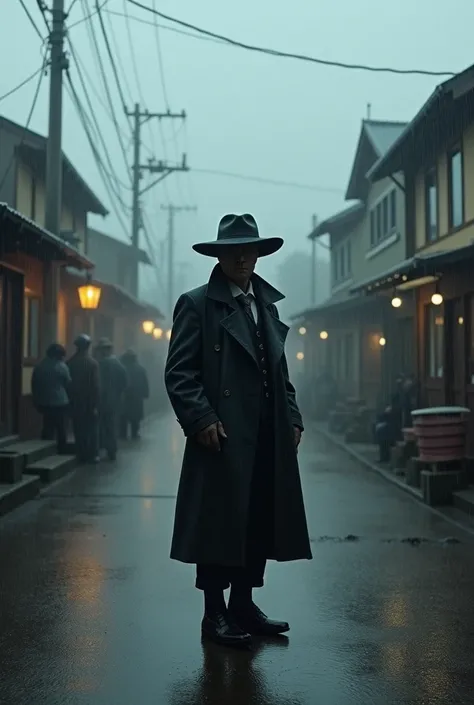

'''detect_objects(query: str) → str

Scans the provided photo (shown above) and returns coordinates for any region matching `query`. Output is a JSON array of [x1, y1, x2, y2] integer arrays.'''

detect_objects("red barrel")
[[411, 407, 470, 463]]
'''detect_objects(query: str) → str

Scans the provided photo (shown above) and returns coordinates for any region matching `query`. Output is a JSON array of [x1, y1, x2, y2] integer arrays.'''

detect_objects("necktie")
[[237, 294, 255, 325]]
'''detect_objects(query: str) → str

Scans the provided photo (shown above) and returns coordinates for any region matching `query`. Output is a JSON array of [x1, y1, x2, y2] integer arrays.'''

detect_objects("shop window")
[[23, 296, 40, 360], [426, 304, 444, 378]]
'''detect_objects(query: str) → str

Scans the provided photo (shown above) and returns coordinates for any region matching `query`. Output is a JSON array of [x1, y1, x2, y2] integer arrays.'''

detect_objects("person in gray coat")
[[31, 343, 71, 454], [95, 338, 128, 461], [165, 213, 312, 649]]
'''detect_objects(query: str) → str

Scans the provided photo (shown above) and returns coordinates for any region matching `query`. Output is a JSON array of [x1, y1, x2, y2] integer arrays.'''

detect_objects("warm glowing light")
[[296, 352, 304, 360], [299, 326, 307, 335], [166, 329, 172, 341], [78, 283, 101, 310], [142, 320, 155, 334], [391, 296, 402, 308], [152, 327, 163, 339], [458, 316, 464, 325], [320, 330, 329, 340], [431, 292, 443, 306], [379, 336, 387, 347]]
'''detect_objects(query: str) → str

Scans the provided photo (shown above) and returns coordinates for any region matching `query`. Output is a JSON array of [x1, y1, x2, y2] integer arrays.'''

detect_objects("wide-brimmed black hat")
[[192, 213, 283, 258]]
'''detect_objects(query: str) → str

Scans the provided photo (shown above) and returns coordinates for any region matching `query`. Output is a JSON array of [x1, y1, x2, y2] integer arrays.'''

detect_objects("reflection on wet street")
[[1, 412, 474, 704]]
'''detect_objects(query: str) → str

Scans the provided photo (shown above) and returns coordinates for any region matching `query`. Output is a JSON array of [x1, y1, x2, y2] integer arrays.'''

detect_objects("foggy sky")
[[2, 0, 474, 315]]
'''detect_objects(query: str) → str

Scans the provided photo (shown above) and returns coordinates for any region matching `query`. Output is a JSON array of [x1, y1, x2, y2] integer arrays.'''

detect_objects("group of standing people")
[[31, 336, 150, 463]]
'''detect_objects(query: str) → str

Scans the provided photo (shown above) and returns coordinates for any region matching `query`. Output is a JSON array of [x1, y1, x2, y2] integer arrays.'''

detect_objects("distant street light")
[[166, 329, 172, 341], [143, 320, 155, 334], [319, 330, 329, 340], [296, 352, 304, 360], [298, 326, 307, 335], [153, 327, 163, 340], [379, 336, 387, 347]]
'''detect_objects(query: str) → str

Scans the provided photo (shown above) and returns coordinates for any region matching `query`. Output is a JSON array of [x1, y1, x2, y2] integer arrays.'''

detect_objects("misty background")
[[2, 0, 474, 322]]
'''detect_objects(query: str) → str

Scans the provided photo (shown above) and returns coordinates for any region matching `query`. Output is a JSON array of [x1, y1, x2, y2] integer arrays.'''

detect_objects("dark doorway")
[[0, 265, 24, 436]]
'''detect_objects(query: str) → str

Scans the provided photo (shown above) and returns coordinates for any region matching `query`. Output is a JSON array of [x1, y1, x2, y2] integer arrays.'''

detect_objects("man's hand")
[[196, 421, 227, 452], [294, 426, 302, 451]]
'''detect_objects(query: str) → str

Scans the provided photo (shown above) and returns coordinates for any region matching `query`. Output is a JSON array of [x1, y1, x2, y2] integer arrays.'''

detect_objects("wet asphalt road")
[[2, 414, 474, 704]]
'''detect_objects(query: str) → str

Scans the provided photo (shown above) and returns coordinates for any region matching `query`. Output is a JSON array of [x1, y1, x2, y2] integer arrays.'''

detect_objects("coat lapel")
[[206, 265, 287, 367]]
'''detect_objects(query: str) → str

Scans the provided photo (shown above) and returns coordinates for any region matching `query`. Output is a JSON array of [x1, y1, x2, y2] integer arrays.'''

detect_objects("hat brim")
[[193, 236, 283, 258]]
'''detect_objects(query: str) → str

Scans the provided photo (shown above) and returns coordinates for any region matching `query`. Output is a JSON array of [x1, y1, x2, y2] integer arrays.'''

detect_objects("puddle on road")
[[310, 534, 461, 545]]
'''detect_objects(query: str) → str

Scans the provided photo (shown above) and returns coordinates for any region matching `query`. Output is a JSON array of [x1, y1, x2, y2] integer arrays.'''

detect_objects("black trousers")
[[40, 406, 68, 454], [72, 410, 99, 462], [196, 412, 274, 591], [100, 411, 118, 459]]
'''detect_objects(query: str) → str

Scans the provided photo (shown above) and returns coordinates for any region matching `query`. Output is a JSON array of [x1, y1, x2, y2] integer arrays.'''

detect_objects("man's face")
[[218, 244, 259, 288]]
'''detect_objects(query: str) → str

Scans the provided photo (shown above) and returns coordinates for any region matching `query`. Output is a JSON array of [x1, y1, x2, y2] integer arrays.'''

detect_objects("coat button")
[[224, 389, 231, 397], [256, 331, 261, 337], [259, 344, 264, 350], [262, 369, 267, 375], [214, 344, 221, 352]]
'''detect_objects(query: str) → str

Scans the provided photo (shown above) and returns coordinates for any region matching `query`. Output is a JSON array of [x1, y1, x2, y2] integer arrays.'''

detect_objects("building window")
[[332, 253, 338, 284], [448, 148, 464, 229], [425, 168, 438, 242], [390, 190, 397, 229], [339, 247, 345, 279], [346, 240, 351, 275], [370, 190, 397, 248], [370, 210, 376, 246], [31, 177, 37, 221], [23, 296, 40, 360], [426, 304, 444, 378]]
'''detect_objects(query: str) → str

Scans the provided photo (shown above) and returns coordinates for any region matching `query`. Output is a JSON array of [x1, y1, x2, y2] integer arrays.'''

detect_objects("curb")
[[312, 423, 474, 539]]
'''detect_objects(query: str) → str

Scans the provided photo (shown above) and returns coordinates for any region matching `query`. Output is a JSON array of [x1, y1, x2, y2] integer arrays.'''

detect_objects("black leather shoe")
[[229, 602, 290, 636], [202, 611, 252, 648]]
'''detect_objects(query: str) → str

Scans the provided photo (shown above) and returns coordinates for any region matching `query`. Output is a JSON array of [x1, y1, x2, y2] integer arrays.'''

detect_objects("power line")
[[151, 0, 170, 109], [95, 0, 132, 118], [0, 57, 47, 192], [18, 0, 44, 40], [67, 37, 131, 198], [192, 167, 344, 194], [105, 8, 226, 45], [79, 0, 132, 179], [67, 0, 108, 29], [0, 67, 45, 103], [35, 0, 51, 34], [127, 0, 457, 78], [65, 70, 130, 237]]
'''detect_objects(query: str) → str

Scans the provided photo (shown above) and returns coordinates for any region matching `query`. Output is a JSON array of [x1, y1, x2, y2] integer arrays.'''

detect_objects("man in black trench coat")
[[165, 213, 312, 648]]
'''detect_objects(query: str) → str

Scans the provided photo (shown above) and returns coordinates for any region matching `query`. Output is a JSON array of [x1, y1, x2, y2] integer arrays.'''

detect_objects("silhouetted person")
[[95, 338, 128, 461], [31, 343, 70, 454], [165, 213, 311, 649], [67, 334, 100, 463], [119, 349, 150, 440]]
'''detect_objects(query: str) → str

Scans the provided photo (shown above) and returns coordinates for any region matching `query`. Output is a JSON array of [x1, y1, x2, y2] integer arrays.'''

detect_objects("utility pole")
[[311, 214, 318, 305], [44, 0, 68, 345], [161, 205, 197, 317], [126, 105, 188, 298]]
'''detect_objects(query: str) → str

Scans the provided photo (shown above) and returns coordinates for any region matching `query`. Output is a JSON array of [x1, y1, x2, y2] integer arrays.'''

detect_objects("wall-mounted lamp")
[[379, 336, 387, 347], [391, 295, 402, 308], [431, 283, 443, 306], [319, 330, 329, 340], [298, 326, 307, 336], [152, 327, 163, 340], [296, 352, 304, 360], [78, 274, 101, 310]]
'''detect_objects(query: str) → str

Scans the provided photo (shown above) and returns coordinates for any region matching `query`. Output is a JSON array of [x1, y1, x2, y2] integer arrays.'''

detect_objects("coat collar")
[[205, 264, 285, 308]]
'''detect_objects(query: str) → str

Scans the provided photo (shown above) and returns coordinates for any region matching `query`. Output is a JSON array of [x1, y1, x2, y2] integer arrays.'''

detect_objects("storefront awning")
[[351, 243, 474, 295], [0, 203, 93, 269]]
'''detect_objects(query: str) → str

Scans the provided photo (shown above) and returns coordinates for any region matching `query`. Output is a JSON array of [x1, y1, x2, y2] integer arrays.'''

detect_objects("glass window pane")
[[428, 305, 444, 378], [28, 298, 40, 359], [376, 204, 382, 241], [370, 211, 375, 246], [382, 197, 388, 236], [425, 169, 438, 242], [390, 190, 397, 229], [450, 150, 463, 228]]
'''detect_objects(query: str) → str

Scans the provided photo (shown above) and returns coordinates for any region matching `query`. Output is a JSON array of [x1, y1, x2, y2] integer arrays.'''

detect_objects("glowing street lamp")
[[391, 295, 402, 308], [379, 336, 387, 347], [320, 330, 329, 340], [431, 291, 443, 306], [78, 280, 101, 310], [143, 320, 155, 334], [153, 327, 163, 340], [166, 329, 172, 341], [298, 326, 307, 336], [296, 351, 304, 361]]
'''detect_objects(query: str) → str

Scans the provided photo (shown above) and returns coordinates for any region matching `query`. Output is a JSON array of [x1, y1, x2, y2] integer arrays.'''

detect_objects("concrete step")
[[4, 440, 56, 467], [453, 488, 474, 517], [0, 476, 41, 517], [25, 454, 77, 484], [0, 435, 19, 449]]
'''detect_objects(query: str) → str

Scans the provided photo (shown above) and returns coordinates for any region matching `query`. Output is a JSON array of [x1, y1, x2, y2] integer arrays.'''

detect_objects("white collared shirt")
[[229, 280, 258, 323]]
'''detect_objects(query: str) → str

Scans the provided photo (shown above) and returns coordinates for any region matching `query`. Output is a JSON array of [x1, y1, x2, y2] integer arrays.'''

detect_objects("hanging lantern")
[[153, 327, 163, 339], [78, 281, 101, 310], [143, 320, 155, 334]]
